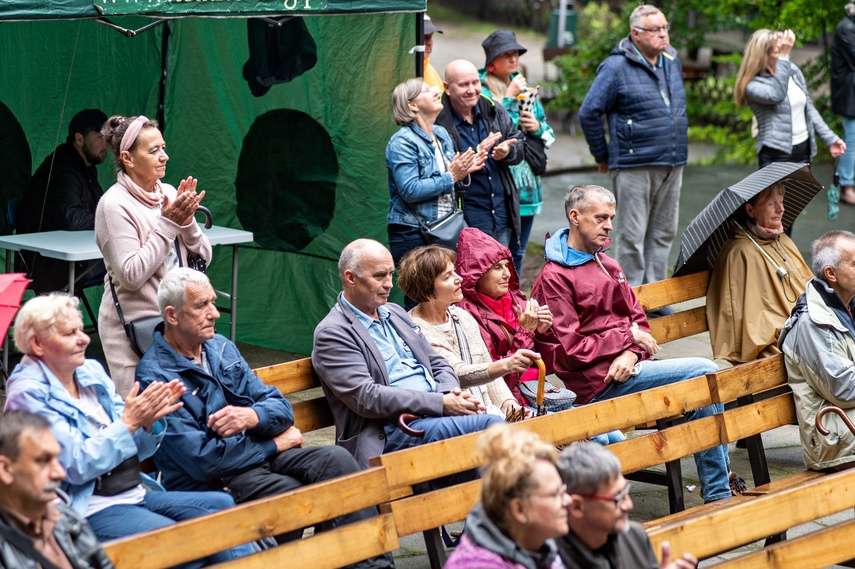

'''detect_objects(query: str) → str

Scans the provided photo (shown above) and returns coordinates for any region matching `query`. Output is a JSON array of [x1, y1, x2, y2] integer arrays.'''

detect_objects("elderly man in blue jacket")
[[578, 5, 687, 301], [136, 268, 393, 567]]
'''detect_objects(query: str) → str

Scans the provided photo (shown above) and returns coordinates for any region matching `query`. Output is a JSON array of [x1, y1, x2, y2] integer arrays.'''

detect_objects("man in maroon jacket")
[[531, 184, 734, 503]]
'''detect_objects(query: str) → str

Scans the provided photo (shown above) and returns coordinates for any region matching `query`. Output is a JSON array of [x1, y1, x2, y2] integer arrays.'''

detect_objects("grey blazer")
[[746, 59, 839, 157], [312, 294, 459, 468]]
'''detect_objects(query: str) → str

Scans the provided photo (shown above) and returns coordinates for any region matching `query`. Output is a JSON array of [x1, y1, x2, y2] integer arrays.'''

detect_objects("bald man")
[[312, 239, 503, 470], [436, 59, 524, 248]]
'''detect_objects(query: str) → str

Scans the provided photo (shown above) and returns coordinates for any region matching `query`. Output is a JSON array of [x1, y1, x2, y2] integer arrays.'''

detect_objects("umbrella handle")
[[397, 413, 425, 437], [534, 358, 547, 417], [816, 406, 855, 437]]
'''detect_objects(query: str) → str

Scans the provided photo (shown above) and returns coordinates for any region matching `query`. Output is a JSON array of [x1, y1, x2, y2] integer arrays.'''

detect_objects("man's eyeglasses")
[[635, 24, 670, 34], [576, 482, 632, 506]]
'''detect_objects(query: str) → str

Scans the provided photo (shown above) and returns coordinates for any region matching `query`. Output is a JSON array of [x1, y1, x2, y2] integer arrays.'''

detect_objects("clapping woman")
[[95, 115, 211, 396], [386, 79, 484, 281], [735, 29, 845, 167]]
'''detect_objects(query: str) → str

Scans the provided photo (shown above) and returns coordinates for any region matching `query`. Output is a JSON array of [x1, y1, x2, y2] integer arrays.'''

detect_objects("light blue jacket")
[[386, 122, 457, 227], [5, 357, 164, 514]]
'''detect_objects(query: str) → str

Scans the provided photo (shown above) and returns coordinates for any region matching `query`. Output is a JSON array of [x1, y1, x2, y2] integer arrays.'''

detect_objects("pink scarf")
[[117, 171, 164, 208], [476, 291, 519, 329]]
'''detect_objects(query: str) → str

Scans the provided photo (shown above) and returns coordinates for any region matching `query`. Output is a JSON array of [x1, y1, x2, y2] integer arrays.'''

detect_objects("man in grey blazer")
[[313, 239, 503, 470]]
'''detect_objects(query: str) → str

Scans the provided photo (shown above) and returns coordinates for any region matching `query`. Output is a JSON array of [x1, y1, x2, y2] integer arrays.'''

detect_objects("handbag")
[[518, 379, 576, 413], [523, 133, 548, 176], [406, 199, 468, 250], [109, 276, 163, 359]]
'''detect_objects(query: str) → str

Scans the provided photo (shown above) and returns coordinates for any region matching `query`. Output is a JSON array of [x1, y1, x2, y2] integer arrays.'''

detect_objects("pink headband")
[[120, 115, 149, 153]]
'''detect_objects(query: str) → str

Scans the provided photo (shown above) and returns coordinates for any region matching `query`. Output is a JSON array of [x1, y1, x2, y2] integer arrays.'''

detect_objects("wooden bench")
[[103, 467, 397, 569], [641, 356, 855, 566], [370, 353, 792, 568]]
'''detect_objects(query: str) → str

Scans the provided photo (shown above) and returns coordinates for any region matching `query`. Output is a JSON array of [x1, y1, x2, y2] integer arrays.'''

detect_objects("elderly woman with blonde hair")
[[735, 29, 845, 167], [4, 294, 252, 566], [444, 424, 568, 568]]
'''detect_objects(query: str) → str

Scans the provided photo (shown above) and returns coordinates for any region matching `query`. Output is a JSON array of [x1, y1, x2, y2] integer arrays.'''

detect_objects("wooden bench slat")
[[211, 514, 399, 569], [648, 305, 708, 344], [707, 354, 787, 404], [711, 516, 855, 569], [104, 467, 390, 569], [373, 374, 715, 490], [634, 270, 710, 309], [389, 479, 481, 537], [611, 394, 795, 474], [292, 398, 335, 432], [646, 467, 855, 560], [253, 359, 320, 393], [644, 471, 826, 530]]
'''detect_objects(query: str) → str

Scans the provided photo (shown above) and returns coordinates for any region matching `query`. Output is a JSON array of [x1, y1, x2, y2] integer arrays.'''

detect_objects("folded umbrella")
[[673, 163, 822, 278], [829, 168, 840, 221]]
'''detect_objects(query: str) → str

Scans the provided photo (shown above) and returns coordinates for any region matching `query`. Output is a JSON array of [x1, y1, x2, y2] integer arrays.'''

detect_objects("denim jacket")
[[4, 357, 164, 515], [386, 122, 457, 227]]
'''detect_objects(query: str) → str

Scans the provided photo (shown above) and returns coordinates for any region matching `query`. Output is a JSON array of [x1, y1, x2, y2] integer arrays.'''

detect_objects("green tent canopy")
[[0, 2, 424, 355], [0, 0, 425, 20]]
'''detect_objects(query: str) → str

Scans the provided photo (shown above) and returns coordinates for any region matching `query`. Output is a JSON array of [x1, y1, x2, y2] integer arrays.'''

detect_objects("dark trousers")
[[388, 223, 428, 309], [224, 446, 394, 568], [758, 139, 810, 168]]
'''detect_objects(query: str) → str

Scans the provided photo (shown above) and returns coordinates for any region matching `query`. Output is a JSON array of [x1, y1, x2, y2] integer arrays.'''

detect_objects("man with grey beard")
[[0, 411, 114, 569]]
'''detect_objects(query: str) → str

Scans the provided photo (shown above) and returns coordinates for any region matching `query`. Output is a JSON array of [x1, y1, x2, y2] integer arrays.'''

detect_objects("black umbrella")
[[673, 162, 822, 277]]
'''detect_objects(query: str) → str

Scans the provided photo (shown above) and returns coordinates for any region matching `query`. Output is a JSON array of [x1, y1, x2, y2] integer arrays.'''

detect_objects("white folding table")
[[0, 226, 253, 364]]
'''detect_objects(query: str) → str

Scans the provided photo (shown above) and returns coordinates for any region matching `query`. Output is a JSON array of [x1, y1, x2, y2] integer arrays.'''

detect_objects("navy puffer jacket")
[[578, 37, 688, 170]]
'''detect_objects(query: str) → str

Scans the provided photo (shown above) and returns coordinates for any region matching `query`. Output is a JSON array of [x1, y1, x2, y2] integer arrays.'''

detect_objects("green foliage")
[[685, 54, 755, 165], [547, 3, 630, 115]]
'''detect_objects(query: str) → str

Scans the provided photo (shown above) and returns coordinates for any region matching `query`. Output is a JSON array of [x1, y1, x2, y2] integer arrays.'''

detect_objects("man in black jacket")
[[436, 59, 523, 247], [0, 411, 114, 569], [832, 3, 855, 205], [18, 109, 108, 293]]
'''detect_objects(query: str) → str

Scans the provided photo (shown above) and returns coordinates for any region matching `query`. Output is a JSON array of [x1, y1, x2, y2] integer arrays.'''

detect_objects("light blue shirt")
[[340, 295, 436, 393]]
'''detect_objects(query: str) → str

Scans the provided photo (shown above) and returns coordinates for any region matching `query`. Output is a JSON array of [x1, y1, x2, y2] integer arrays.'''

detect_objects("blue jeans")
[[589, 357, 732, 502], [87, 490, 253, 568], [384, 414, 504, 486], [839, 115, 855, 187]]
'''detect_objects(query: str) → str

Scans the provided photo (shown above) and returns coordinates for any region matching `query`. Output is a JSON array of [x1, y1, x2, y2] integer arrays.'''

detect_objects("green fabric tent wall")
[[0, 10, 420, 355]]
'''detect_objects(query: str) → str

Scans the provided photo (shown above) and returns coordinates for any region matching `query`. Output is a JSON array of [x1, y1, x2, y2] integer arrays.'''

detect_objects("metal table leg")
[[68, 261, 76, 296], [230, 244, 238, 342]]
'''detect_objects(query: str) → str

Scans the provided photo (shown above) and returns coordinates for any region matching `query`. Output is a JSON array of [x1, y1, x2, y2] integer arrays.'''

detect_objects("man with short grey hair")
[[137, 268, 394, 565], [313, 238, 502, 470], [578, 4, 687, 296], [779, 230, 855, 471], [532, 184, 734, 503], [557, 442, 698, 569]]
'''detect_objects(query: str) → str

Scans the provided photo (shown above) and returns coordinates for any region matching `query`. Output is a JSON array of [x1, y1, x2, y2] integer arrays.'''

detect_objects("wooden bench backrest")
[[646, 467, 855, 562], [252, 358, 335, 433], [632, 270, 711, 344], [711, 515, 855, 569], [388, 387, 795, 540], [104, 467, 393, 569]]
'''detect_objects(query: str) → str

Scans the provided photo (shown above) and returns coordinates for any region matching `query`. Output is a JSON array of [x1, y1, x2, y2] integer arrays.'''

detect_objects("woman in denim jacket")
[[386, 78, 483, 282]]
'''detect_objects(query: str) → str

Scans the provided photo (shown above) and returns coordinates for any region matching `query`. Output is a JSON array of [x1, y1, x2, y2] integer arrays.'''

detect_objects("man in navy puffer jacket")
[[578, 4, 687, 295]]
